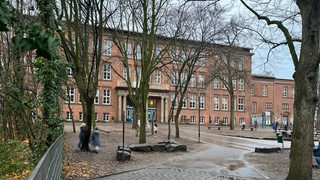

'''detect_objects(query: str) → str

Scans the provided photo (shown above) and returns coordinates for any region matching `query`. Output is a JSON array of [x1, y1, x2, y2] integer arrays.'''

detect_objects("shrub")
[[0, 140, 33, 179]]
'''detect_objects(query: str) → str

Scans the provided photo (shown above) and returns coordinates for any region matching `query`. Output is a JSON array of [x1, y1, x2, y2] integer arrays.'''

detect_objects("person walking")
[[91, 127, 101, 153], [78, 123, 86, 150], [154, 124, 159, 134]]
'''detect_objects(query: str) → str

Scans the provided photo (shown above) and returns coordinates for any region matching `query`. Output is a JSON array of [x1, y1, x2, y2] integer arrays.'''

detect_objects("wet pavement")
[[93, 126, 290, 180]]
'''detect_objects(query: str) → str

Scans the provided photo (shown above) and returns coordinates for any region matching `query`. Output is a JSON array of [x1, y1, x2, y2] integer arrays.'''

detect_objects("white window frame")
[[95, 90, 99, 104], [200, 95, 205, 109], [103, 40, 112, 56], [67, 67, 72, 77], [154, 70, 161, 84], [199, 53, 205, 66], [103, 89, 111, 105], [223, 117, 228, 124], [135, 44, 141, 59], [182, 96, 187, 108], [103, 64, 111, 80], [213, 78, 220, 89], [181, 115, 187, 123], [239, 78, 244, 91], [171, 71, 178, 85], [190, 74, 196, 87], [222, 97, 228, 110], [239, 58, 244, 70], [263, 85, 268, 96], [66, 112, 72, 121], [103, 112, 110, 121], [190, 95, 196, 109], [125, 42, 131, 58], [238, 97, 244, 111], [214, 117, 219, 124], [214, 97, 219, 110], [252, 102, 257, 114], [95, 112, 98, 121], [190, 116, 196, 124], [66, 87, 75, 103], [78, 112, 83, 121], [200, 116, 205, 124], [171, 94, 177, 108], [198, 74, 205, 88], [283, 86, 288, 97]]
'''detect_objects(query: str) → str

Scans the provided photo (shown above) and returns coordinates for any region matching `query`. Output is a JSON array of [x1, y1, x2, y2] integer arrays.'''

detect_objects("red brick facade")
[[251, 75, 294, 128], [61, 33, 294, 127]]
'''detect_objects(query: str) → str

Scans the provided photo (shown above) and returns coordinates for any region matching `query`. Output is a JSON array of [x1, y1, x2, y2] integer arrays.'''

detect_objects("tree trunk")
[[287, 1, 320, 179], [81, 97, 94, 151]]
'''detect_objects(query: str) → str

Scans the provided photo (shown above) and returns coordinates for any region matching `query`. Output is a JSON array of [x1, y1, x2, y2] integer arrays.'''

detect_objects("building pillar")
[[165, 98, 169, 123], [123, 95, 127, 121], [161, 97, 164, 123], [118, 95, 122, 122]]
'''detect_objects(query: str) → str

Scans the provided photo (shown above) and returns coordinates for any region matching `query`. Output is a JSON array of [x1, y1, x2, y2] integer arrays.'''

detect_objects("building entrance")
[[147, 108, 157, 122]]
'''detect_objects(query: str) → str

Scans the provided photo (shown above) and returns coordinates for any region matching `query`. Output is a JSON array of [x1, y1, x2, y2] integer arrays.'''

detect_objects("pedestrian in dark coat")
[[91, 127, 100, 153], [78, 123, 86, 149]]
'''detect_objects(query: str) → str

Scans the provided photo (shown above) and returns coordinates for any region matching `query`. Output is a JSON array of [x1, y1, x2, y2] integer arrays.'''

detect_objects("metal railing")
[[28, 133, 64, 180]]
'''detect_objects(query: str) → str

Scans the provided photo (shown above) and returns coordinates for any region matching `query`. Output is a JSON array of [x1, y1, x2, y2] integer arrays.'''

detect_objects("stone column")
[[161, 97, 164, 123], [123, 95, 127, 121], [165, 98, 169, 123], [118, 95, 122, 122]]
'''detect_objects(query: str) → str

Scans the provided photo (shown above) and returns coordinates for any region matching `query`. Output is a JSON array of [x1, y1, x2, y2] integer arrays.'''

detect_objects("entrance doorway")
[[147, 108, 157, 122]]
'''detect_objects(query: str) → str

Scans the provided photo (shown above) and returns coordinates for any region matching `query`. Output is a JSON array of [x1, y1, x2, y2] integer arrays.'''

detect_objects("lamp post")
[[198, 89, 201, 143]]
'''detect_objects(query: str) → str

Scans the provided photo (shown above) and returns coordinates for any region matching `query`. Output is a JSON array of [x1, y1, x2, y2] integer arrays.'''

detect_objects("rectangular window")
[[66, 112, 72, 121], [154, 70, 161, 84], [199, 53, 205, 66], [239, 118, 244, 125], [95, 90, 99, 104], [292, 87, 295, 97], [78, 91, 82, 103], [239, 58, 244, 70], [283, 86, 288, 97], [171, 116, 176, 123], [238, 97, 244, 111], [123, 67, 128, 81], [213, 78, 220, 89], [66, 87, 75, 103], [182, 96, 187, 108], [79, 112, 83, 121], [103, 89, 111, 105], [282, 103, 289, 110], [125, 42, 131, 58], [222, 97, 228, 110], [232, 77, 236, 90], [223, 117, 228, 124], [181, 115, 187, 123], [172, 48, 179, 63], [251, 84, 255, 95], [180, 72, 187, 86], [190, 95, 196, 109], [200, 95, 205, 109], [239, 78, 244, 91], [214, 96, 219, 110], [155, 47, 161, 57], [190, 74, 196, 87], [95, 112, 98, 121], [103, 64, 111, 80], [190, 116, 196, 124], [171, 71, 178, 85], [103, 40, 112, 56], [200, 116, 205, 124], [252, 102, 257, 114], [198, 74, 205, 88], [171, 94, 177, 108], [263, 85, 268, 96], [67, 67, 72, 77], [265, 102, 273, 109], [103, 112, 110, 121], [135, 44, 141, 59], [222, 77, 228, 89], [214, 117, 219, 124]]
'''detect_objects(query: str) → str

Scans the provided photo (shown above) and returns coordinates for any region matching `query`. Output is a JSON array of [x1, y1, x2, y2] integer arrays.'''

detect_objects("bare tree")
[[108, 0, 183, 143], [240, 0, 319, 179], [163, 2, 227, 138], [206, 18, 251, 130], [56, 0, 116, 151]]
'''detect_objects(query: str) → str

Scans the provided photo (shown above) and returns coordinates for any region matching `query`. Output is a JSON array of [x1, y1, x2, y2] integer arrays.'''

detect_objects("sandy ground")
[[63, 122, 320, 180]]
